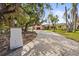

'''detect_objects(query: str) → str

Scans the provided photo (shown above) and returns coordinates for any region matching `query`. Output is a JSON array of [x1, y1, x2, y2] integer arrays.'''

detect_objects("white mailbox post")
[[10, 28, 23, 50]]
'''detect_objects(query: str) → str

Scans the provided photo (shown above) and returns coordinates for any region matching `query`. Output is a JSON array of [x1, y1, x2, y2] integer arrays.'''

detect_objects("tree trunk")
[[73, 4, 77, 32], [73, 14, 77, 32], [65, 6, 68, 32]]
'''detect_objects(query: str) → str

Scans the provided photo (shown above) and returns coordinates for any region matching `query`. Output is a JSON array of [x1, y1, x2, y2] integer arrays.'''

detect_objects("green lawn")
[[45, 30, 79, 42]]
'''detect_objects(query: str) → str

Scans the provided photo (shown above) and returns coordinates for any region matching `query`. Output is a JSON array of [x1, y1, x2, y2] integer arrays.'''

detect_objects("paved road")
[[7, 30, 79, 56]]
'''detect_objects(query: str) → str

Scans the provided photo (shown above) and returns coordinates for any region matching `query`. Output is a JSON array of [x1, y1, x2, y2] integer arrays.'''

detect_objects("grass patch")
[[56, 30, 79, 42], [45, 29, 79, 42]]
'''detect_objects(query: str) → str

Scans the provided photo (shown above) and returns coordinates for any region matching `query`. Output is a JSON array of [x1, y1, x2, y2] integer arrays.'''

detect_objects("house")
[[33, 24, 44, 30], [33, 23, 53, 30]]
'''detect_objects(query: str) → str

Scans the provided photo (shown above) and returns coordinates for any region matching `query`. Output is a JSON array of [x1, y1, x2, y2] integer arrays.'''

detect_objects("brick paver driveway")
[[7, 30, 79, 56]]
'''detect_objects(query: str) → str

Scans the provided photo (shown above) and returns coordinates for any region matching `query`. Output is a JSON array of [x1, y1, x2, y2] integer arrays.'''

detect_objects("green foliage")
[[0, 3, 52, 32], [48, 14, 59, 24], [21, 4, 52, 29]]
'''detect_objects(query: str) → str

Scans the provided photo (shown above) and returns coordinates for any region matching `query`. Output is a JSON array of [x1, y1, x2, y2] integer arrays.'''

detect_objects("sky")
[[44, 3, 79, 24]]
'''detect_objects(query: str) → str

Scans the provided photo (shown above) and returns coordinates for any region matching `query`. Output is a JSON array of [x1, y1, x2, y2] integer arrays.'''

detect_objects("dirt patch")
[[0, 31, 37, 56]]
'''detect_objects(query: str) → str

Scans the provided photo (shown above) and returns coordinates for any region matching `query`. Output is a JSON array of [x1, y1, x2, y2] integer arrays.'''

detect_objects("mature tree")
[[56, 3, 70, 32], [62, 3, 78, 32], [48, 14, 59, 30], [0, 3, 52, 32], [71, 3, 78, 32], [21, 3, 52, 31]]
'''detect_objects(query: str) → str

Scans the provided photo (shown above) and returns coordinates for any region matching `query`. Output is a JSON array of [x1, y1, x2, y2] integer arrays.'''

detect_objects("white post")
[[10, 28, 23, 50]]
